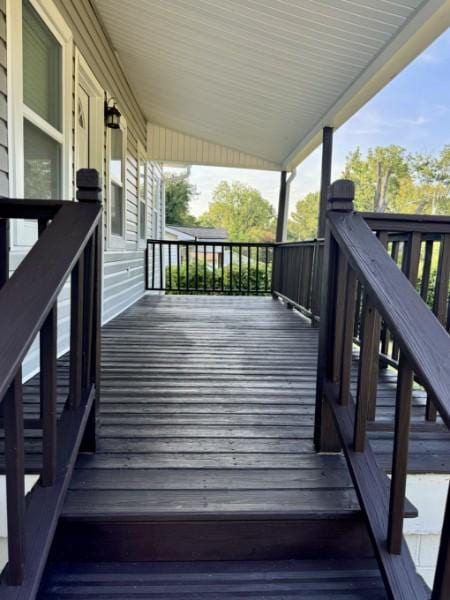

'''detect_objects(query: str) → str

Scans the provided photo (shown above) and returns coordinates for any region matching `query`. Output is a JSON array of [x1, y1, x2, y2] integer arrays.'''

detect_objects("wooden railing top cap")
[[76, 169, 102, 204], [327, 179, 354, 212]]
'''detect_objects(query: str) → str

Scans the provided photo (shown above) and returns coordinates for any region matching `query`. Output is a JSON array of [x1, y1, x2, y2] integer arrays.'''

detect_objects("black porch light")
[[104, 98, 121, 129]]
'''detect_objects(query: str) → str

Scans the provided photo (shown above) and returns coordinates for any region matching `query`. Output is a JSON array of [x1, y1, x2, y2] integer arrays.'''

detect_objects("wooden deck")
[[63, 295, 361, 522], [15, 294, 450, 513]]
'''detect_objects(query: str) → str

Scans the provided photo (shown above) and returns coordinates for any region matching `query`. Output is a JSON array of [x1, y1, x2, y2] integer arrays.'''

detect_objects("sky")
[[168, 29, 450, 217]]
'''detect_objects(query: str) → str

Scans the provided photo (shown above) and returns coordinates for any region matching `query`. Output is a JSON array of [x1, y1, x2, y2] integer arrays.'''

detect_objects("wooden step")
[[38, 558, 388, 599], [51, 514, 374, 563]]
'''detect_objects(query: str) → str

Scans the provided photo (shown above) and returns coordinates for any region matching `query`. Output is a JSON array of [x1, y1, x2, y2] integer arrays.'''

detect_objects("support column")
[[275, 170, 288, 243], [317, 127, 333, 238]]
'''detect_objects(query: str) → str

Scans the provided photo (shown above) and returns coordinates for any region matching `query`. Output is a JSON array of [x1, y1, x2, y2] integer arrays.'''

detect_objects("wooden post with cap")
[[76, 169, 102, 453], [314, 179, 354, 452]]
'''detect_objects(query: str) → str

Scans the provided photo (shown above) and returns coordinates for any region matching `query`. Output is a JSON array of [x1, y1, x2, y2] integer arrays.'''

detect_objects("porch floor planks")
[[14, 295, 450, 516], [63, 295, 359, 520]]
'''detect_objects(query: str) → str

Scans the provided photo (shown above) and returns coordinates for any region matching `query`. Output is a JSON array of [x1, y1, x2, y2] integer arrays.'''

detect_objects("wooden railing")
[[0, 170, 102, 598], [315, 180, 450, 599], [272, 239, 323, 322], [146, 239, 274, 295], [272, 215, 450, 424]]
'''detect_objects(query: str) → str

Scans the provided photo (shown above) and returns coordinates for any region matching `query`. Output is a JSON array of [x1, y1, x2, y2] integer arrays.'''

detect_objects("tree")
[[287, 192, 319, 240], [199, 181, 276, 242], [164, 174, 198, 225], [343, 145, 410, 212], [407, 146, 450, 214]]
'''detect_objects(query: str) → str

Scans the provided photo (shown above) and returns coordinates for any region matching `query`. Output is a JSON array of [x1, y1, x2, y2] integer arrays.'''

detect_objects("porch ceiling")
[[93, 0, 450, 170]]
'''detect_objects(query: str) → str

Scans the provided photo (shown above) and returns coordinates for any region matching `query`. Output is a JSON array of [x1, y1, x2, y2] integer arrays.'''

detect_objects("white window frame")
[[137, 141, 148, 249], [74, 48, 104, 180], [7, 0, 73, 248], [106, 106, 127, 249]]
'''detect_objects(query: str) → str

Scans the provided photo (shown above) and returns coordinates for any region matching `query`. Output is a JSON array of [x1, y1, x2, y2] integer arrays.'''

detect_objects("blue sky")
[[186, 29, 450, 217]]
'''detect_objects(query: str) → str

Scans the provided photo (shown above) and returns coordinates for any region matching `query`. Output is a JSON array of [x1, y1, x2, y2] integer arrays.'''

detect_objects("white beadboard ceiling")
[[93, 0, 450, 170]]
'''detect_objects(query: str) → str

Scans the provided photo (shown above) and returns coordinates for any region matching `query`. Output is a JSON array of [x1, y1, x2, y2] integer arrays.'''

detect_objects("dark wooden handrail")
[[0, 170, 103, 598], [328, 210, 450, 428], [315, 179, 450, 599], [0, 202, 101, 401]]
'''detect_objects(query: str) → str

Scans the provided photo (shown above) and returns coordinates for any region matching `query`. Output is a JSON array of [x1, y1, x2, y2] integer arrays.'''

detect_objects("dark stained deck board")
[[13, 295, 450, 513], [62, 295, 362, 520], [52, 294, 448, 524], [38, 558, 387, 599]]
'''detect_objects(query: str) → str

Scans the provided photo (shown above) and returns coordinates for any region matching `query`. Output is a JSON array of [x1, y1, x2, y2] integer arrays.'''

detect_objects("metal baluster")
[[256, 246, 259, 294], [212, 245, 216, 292], [229, 245, 233, 293], [239, 246, 242, 293], [168, 242, 172, 291], [203, 244, 207, 292], [177, 244, 181, 292], [195, 243, 198, 291]]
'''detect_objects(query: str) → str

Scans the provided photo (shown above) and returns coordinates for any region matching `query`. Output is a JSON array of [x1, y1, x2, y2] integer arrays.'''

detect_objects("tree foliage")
[[288, 144, 450, 241], [199, 181, 276, 242], [164, 174, 198, 226], [287, 192, 319, 241]]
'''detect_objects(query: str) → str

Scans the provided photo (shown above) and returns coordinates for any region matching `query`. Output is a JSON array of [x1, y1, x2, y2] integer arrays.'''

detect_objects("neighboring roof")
[[167, 226, 228, 240], [94, 0, 450, 171]]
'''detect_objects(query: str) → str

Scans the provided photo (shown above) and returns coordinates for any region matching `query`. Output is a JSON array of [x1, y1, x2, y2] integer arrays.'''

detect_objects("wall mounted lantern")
[[104, 98, 121, 129]]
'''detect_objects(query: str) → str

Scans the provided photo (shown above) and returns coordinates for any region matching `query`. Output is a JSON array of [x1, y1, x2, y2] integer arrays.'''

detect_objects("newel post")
[[76, 169, 102, 453], [314, 179, 354, 452]]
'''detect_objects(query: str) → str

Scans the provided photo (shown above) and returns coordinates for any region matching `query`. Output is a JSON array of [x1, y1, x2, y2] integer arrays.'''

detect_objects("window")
[[8, 0, 72, 248], [108, 116, 127, 245], [137, 146, 147, 246], [22, 0, 64, 199]]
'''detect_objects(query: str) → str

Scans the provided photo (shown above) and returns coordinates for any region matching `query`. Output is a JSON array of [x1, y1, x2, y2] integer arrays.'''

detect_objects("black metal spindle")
[[177, 244, 181, 291], [264, 247, 269, 293], [168, 242, 172, 291], [247, 246, 251, 294], [151, 241, 155, 290], [221, 244, 224, 293], [203, 244, 207, 292], [159, 241, 163, 290], [256, 246, 260, 293], [229, 244, 233, 293], [238, 246, 242, 293], [186, 244, 189, 292], [212, 245, 216, 292], [195, 243, 198, 290]]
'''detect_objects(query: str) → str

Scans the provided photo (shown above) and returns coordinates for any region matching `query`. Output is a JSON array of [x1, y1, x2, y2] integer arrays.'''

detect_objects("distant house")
[[165, 226, 229, 268], [165, 226, 228, 243]]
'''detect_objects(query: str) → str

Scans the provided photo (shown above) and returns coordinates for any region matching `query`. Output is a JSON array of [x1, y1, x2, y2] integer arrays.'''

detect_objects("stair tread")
[[38, 559, 387, 599]]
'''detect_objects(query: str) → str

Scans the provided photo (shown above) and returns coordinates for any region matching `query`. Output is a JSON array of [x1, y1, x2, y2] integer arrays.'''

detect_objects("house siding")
[[4, 0, 164, 376], [0, 0, 7, 197], [55, 0, 164, 325]]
